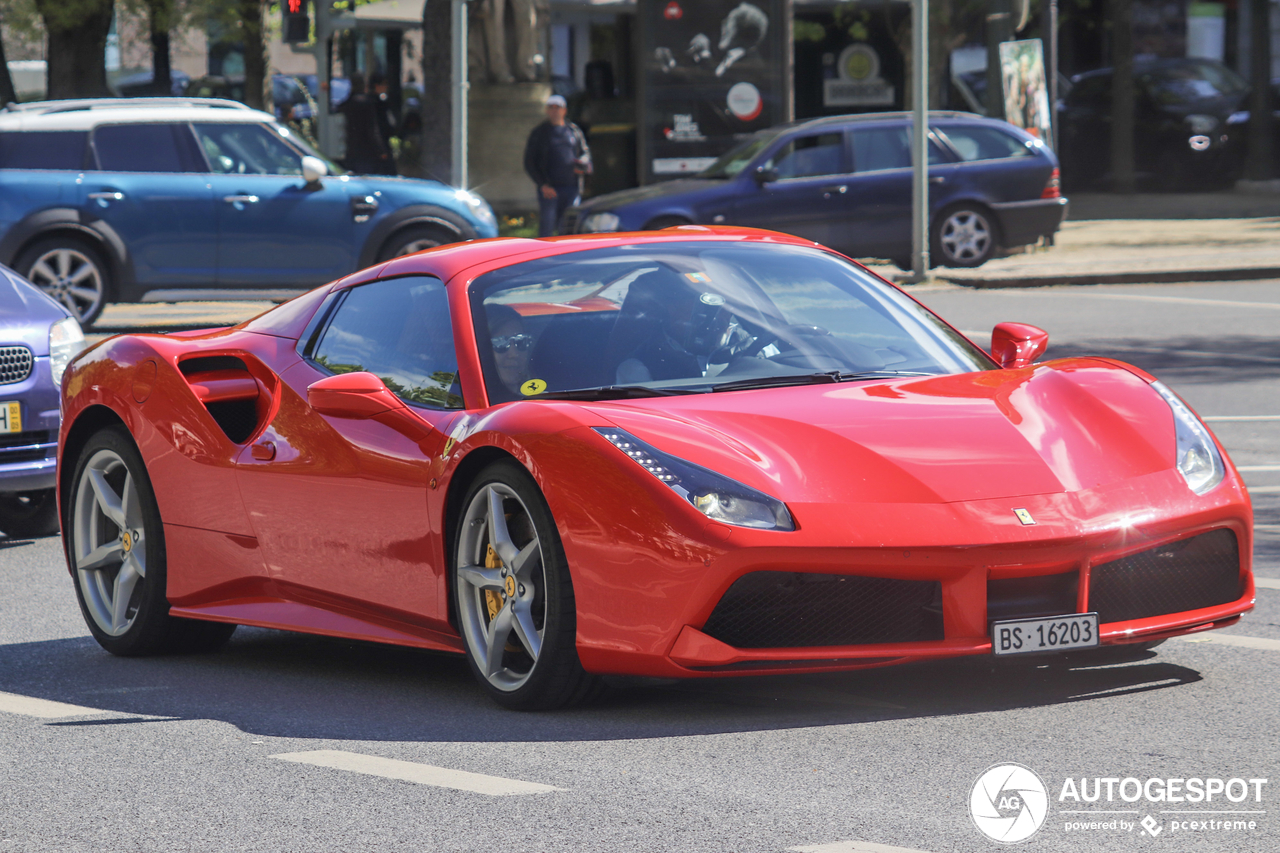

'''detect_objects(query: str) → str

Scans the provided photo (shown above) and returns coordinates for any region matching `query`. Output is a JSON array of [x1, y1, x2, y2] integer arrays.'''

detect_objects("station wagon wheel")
[[377, 224, 455, 261], [69, 426, 236, 656], [453, 460, 599, 710], [932, 204, 997, 268], [16, 237, 111, 327]]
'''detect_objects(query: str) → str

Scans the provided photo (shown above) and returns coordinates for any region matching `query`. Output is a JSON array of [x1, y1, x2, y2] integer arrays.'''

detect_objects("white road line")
[[1248, 485, 1280, 493], [1012, 291, 1280, 311], [788, 842, 934, 853], [1237, 465, 1280, 472], [271, 750, 562, 796], [1255, 524, 1280, 531], [1205, 416, 1280, 422], [1175, 634, 1280, 652], [0, 691, 111, 719], [1254, 577, 1280, 590]]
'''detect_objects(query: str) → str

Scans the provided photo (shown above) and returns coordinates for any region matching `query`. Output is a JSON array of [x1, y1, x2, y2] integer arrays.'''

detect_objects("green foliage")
[[792, 20, 825, 44]]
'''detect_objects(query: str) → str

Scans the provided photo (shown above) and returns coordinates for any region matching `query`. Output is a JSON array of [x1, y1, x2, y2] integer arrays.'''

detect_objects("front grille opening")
[[1089, 529, 1242, 624], [204, 399, 259, 445], [0, 346, 33, 385], [700, 571, 945, 649], [988, 571, 1079, 622]]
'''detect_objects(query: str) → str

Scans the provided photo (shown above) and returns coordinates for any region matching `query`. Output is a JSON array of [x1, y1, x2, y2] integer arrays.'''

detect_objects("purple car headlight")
[[594, 428, 794, 530]]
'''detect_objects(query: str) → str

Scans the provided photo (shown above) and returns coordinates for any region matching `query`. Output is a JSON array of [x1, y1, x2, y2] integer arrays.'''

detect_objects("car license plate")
[[992, 613, 1099, 656], [0, 401, 19, 434]]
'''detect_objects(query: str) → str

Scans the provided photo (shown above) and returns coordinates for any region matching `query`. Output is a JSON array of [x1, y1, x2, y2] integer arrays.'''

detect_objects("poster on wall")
[[639, 0, 791, 183], [999, 39, 1052, 146]]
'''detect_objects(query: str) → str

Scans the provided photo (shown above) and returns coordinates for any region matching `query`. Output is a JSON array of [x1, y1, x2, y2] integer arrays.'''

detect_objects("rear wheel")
[[0, 489, 59, 538], [932, 204, 998, 268], [68, 426, 235, 656], [377, 225, 456, 261], [16, 237, 111, 326], [452, 460, 599, 710]]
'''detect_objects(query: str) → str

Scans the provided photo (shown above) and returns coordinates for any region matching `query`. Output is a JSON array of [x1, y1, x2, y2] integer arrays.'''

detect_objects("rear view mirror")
[[301, 155, 328, 185], [753, 166, 778, 186], [991, 322, 1049, 369], [308, 371, 403, 418]]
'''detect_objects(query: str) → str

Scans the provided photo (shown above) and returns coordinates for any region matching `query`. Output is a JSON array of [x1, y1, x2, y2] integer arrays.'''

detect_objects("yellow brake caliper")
[[484, 543, 504, 621]]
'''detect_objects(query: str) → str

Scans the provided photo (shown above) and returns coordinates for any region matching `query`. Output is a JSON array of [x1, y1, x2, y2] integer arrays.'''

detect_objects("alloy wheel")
[[26, 248, 106, 324], [939, 210, 992, 264], [455, 483, 547, 692], [72, 448, 148, 636]]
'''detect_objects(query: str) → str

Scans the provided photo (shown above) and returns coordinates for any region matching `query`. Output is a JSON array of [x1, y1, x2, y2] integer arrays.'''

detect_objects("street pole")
[[451, 0, 469, 189], [313, 0, 334, 157], [910, 0, 929, 280], [1045, 0, 1058, 151]]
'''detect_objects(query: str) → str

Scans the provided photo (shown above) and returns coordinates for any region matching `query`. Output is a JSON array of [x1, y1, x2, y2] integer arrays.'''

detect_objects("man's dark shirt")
[[524, 120, 591, 190]]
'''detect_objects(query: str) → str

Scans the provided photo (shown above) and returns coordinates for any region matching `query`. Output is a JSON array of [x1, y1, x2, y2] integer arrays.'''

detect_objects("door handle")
[[250, 441, 276, 461], [88, 191, 124, 202], [820, 185, 848, 194], [222, 194, 260, 205]]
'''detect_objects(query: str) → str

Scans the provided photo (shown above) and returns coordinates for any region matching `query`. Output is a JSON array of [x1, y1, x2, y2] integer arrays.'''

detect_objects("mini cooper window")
[[471, 242, 992, 402], [312, 276, 463, 409], [93, 124, 186, 173], [0, 131, 88, 170], [192, 122, 304, 175]]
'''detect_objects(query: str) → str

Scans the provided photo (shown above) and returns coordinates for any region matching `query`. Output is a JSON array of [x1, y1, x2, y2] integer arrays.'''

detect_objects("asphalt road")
[[2, 281, 1277, 853]]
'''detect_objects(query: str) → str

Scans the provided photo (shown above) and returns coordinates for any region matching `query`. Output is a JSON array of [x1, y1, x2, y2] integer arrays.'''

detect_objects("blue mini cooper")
[[0, 98, 499, 325]]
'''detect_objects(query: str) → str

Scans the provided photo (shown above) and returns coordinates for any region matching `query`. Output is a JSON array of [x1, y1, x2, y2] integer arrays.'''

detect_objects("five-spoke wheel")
[[932, 204, 997, 268], [68, 427, 235, 655], [453, 461, 598, 709]]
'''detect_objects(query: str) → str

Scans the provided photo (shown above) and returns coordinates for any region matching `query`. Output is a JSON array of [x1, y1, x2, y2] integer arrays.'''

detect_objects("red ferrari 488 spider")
[[58, 228, 1255, 709]]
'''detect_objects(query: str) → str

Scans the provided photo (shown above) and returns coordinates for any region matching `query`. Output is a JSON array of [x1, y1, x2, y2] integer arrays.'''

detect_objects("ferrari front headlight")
[[49, 316, 85, 388], [1152, 381, 1224, 495], [594, 428, 794, 530]]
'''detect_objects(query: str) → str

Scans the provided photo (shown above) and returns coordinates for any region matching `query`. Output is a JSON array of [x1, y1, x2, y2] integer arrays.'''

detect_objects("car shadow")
[[1046, 334, 1280, 385], [0, 628, 1201, 743]]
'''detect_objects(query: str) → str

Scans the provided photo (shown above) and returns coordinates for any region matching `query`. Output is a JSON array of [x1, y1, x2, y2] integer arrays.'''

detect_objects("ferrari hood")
[[584, 361, 1176, 505]]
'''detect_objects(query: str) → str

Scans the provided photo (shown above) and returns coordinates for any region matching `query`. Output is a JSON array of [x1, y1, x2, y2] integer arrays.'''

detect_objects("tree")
[[1108, 0, 1135, 193], [420, 0, 454, 183], [142, 0, 174, 94], [0, 13, 17, 104], [238, 0, 267, 110], [33, 0, 114, 99]]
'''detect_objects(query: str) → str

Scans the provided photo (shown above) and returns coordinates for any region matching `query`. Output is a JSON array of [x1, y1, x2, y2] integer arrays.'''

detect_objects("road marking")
[[1205, 416, 1280, 422], [788, 842, 934, 853], [1255, 577, 1280, 590], [1175, 634, 1280, 652], [1237, 465, 1280, 472], [1256, 523, 1280, 531], [271, 750, 562, 795], [1247, 485, 1280, 493], [0, 691, 111, 719], [1013, 291, 1280, 311]]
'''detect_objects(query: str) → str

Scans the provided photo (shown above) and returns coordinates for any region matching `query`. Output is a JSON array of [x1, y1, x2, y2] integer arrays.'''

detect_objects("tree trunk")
[[1246, 0, 1274, 180], [240, 0, 267, 110], [147, 0, 173, 95], [1109, 0, 1135, 193], [0, 19, 18, 105], [421, 0, 453, 183], [35, 0, 115, 100]]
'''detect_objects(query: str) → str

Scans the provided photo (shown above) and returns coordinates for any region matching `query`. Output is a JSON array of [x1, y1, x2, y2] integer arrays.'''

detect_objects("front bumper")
[[990, 197, 1069, 248], [0, 357, 61, 494]]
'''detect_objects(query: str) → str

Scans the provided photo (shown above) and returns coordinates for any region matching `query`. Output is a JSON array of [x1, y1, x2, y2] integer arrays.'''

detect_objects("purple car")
[[0, 264, 84, 537]]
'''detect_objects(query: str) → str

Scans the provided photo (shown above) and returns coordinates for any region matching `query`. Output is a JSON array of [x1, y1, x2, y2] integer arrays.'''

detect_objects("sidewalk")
[[866, 191, 1280, 288]]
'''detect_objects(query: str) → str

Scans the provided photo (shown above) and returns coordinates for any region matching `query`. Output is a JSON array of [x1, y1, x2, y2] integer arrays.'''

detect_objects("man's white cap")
[[545, 94, 567, 107]]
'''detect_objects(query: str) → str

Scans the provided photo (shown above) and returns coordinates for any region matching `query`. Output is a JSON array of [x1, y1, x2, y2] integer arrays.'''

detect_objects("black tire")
[[0, 489, 60, 538], [931, 203, 999, 268], [452, 460, 599, 710], [643, 215, 693, 231], [376, 224, 457, 262], [15, 236, 112, 327], [66, 425, 235, 656]]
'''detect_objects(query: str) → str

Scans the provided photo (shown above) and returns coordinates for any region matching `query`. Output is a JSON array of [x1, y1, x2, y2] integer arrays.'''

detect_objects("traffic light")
[[283, 0, 310, 44]]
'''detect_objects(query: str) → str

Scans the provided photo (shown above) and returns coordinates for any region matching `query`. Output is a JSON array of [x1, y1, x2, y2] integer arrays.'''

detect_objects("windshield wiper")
[[534, 385, 697, 401], [836, 370, 940, 380], [712, 370, 939, 393]]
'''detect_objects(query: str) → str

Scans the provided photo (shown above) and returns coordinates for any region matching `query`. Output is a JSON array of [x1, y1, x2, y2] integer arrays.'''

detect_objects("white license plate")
[[0, 401, 19, 434], [992, 613, 1099, 656]]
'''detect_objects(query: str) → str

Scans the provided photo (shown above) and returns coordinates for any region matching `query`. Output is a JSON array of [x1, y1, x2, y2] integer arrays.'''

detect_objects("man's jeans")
[[538, 185, 580, 237]]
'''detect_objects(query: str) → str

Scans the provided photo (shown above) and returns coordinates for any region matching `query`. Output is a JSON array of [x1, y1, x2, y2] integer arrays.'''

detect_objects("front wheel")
[[16, 237, 112, 326], [68, 426, 235, 656], [453, 460, 599, 710], [932, 204, 998, 268]]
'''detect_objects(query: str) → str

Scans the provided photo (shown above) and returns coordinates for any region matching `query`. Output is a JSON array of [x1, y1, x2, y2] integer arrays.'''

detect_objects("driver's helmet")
[[622, 269, 731, 358]]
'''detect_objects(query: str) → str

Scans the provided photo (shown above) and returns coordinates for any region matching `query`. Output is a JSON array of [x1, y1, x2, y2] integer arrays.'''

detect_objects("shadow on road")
[[1045, 335, 1280, 385], [0, 628, 1201, 742]]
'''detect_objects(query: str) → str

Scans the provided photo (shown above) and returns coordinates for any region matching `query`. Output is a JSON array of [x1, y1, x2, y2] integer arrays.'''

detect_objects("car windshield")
[[698, 132, 778, 178], [1142, 62, 1245, 105], [470, 242, 993, 403]]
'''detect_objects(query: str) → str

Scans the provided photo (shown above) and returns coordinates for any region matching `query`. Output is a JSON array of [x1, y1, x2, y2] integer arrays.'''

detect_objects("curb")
[[939, 266, 1280, 289]]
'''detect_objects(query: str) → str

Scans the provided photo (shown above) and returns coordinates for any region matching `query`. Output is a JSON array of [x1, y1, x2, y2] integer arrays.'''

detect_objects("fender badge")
[[1013, 508, 1036, 526]]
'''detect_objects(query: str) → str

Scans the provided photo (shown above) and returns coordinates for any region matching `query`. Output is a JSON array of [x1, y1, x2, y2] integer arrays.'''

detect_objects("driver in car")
[[610, 270, 733, 384]]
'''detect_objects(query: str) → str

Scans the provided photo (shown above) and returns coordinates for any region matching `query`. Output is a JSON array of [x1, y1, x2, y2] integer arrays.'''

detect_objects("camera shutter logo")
[[970, 764, 1049, 843]]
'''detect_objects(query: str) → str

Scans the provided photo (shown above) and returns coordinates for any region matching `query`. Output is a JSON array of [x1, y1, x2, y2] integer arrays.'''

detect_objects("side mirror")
[[308, 371, 404, 418], [753, 166, 778, 186], [301, 155, 328, 185], [991, 322, 1049, 369]]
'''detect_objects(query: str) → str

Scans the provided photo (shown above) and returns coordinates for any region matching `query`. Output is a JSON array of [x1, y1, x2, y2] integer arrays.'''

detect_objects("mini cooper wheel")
[[932, 204, 998, 268], [16, 237, 111, 326], [377, 225, 454, 261], [68, 427, 235, 656], [453, 461, 598, 710]]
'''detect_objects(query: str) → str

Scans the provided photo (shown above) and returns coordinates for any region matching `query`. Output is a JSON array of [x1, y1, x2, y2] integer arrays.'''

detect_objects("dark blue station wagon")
[[565, 111, 1067, 269]]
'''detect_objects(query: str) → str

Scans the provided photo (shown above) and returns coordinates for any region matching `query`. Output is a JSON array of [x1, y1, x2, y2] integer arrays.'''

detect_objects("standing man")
[[339, 72, 393, 175], [524, 94, 592, 237]]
